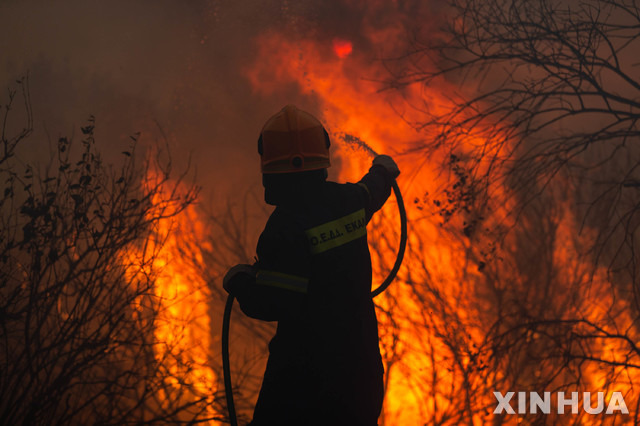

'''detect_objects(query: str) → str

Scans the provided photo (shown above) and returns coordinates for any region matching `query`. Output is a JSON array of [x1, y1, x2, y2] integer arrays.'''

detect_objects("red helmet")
[[258, 105, 331, 174]]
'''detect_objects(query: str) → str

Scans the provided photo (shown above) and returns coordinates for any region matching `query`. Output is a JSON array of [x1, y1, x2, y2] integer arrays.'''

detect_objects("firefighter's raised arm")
[[357, 154, 400, 222]]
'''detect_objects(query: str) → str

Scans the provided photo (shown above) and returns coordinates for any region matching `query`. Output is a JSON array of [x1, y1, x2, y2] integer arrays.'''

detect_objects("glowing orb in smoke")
[[332, 38, 353, 58]]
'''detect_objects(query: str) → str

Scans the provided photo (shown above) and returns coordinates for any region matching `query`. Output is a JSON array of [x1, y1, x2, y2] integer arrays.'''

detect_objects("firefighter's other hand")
[[373, 155, 400, 178], [223, 264, 255, 295]]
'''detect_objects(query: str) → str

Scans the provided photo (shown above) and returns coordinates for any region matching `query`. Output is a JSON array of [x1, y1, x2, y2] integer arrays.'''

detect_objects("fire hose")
[[222, 137, 407, 426]]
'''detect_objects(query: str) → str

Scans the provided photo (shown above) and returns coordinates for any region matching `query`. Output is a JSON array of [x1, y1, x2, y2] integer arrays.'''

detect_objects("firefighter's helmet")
[[258, 105, 331, 174]]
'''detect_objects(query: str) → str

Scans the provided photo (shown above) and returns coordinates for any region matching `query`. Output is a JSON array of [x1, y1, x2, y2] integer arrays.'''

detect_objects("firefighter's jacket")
[[229, 164, 393, 425]]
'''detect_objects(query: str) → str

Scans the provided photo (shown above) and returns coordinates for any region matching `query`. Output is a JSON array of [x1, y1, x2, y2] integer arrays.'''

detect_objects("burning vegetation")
[[242, 0, 640, 424], [1, 0, 639, 425], [0, 79, 219, 423]]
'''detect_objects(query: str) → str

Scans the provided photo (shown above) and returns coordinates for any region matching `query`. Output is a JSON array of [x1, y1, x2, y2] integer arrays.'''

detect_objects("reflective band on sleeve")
[[305, 208, 366, 254], [256, 270, 309, 294]]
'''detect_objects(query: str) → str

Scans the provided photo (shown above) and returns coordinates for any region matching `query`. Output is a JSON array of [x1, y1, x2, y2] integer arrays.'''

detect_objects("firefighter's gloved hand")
[[372, 155, 400, 178], [223, 264, 255, 295]]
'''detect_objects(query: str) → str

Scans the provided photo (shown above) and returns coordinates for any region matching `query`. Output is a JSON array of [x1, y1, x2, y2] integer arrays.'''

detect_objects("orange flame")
[[332, 38, 353, 58], [246, 30, 490, 424], [152, 208, 217, 414], [244, 25, 638, 425], [129, 171, 220, 423]]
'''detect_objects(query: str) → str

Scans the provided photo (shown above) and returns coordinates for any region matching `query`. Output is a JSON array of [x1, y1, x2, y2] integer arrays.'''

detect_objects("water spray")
[[222, 134, 408, 425], [340, 133, 408, 297]]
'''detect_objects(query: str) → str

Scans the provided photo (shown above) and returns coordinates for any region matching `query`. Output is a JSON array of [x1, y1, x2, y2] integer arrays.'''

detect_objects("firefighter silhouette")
[[223, 105, 400, 425]]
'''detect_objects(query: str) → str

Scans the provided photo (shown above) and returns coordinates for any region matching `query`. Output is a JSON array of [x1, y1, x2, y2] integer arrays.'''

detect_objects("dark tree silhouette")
[[392, 0, 640, 272], [0, 78, 220, 424], [373, 0, 640, 423]]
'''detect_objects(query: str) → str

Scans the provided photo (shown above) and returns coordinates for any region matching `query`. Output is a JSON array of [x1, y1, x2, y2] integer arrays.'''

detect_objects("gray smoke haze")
[[0, 0, 435, 195], [0, 0, 445, 264], [2, 1, 280, 192]]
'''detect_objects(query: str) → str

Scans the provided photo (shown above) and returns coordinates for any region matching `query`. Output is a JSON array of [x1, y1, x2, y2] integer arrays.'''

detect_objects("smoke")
[[0, 0, 440, 179], [0, 1, 272, 197], [0, 0, 446, 239], [5, 1, 638, 423]]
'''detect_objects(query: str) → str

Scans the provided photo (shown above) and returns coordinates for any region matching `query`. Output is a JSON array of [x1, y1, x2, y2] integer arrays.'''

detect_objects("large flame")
[[244, 20, 638, 426], [245, 30, 487, 424], [123, 10, 637, 425], [129, 170, 220, 423], [152, 206, 217, 418]]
